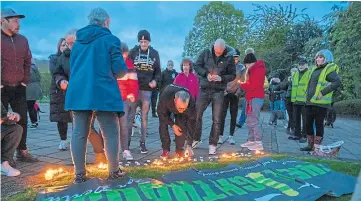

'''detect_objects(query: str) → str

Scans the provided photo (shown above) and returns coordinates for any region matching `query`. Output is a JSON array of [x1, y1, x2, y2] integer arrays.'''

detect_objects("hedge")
[[333, 99, 361, 117]]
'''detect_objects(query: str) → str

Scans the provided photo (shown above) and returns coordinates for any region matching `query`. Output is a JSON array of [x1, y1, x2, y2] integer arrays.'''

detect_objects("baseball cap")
[[1, 8, 25, 19]]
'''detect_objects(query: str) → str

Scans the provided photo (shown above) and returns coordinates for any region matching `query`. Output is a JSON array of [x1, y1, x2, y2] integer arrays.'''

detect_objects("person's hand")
[[0, 85, 4, 88], [7, 112, 20, 122], [288, 76, 292, 81], [127, 94, 135, 103], [149, 80, 157, 88], [172, 124, 182, 136], [213, 75, 222, 82], [21, 82, 27, 87], [207, 73, 214, 82], [317, 92, 323, 100], [60, 80, 68, 90]]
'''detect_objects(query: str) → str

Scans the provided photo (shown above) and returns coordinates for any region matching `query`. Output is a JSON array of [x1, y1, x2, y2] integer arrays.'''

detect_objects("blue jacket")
[[65, 25, 127, 112]]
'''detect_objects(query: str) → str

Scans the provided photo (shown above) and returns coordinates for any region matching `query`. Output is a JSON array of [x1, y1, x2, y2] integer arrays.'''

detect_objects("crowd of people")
[[1, 7, 341, 184]]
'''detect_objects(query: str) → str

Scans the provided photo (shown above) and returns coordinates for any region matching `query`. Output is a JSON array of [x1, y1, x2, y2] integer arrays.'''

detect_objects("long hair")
[[180, 58, 193, 73], [56, 38, 65, 56]]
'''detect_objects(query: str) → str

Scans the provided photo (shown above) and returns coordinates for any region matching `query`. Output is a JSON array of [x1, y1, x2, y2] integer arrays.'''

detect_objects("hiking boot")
[[300, 135, 314, 151], [314, 136, 323, 146], [95, 152, 107, 164], [248, 141, 264, 151], [160, 150, 170, 159], [228, 136, 235, 145], [288, 136, 300, 140], [140, 142, 148, 154], [108, 168, 126, 180], [73, 173, 87, 184], [240, 141, 255, 148], [16, 149, 39, 162], [209, 145, 217, 155], [1, 161, 20, 177], [236, 123, 242, 128], [176, 150, 184, 158], [123, 150, 134, 161]]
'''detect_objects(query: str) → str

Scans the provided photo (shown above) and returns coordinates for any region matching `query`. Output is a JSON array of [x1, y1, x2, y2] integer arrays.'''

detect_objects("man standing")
[[65, 8, 128, 183], [129, 30, 161, 153], [218, 49, 244, 145], [159, 60, 178, 93], [157, 84, 196, 159], [192, 39, 236, 155], [1, 8, 38, 162]]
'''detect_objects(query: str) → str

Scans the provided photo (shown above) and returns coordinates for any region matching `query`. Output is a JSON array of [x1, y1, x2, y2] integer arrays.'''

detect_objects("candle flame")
[[255, 150, 261, 154]]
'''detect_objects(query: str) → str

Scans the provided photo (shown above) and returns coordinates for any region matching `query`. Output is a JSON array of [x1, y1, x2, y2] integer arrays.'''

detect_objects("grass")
[[4, 154, 361, 201]]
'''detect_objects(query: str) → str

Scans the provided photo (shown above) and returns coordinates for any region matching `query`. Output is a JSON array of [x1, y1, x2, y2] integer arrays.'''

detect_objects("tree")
[[329, 2, 361, 99], [183, 2, 247, 58]]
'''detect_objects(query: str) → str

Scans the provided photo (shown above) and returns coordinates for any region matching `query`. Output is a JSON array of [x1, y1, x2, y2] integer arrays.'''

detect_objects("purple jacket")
[[1, 30, 32, 86]]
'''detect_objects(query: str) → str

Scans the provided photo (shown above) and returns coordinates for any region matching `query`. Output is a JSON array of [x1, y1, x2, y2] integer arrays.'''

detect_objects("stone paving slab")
[[1, 103, 360, 198]]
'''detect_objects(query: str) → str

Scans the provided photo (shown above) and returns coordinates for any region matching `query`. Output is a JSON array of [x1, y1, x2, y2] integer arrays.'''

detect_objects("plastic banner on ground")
[[36, 158, 357, 201]]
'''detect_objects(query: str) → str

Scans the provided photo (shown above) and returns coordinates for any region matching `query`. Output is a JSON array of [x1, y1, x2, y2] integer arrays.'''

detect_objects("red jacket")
[[173, 72, 199, 99], [117, 58, 139, 100], [240, 60, 266, 101], [1, 31, 32, 86]]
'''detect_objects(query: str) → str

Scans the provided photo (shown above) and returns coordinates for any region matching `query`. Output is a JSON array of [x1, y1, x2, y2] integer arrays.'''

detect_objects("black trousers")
[[220, 93, 239, 136], [27, 100, 38, 124], [194, 89, 224, 146], [1, 85, 28, 150], [57, 122, 68, 140], [285, 100, 294, 130], [151, 90, 158, 114], [305, 105, 327, 137], [1, 124, 23, 163], [159, 113, 192, 152], [293, 104, 306, 138]]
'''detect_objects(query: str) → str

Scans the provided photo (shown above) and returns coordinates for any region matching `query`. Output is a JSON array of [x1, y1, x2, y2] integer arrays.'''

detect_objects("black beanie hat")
[[138, 30, 151, 42], [243, 53, 257, 64], [234, 49, 241, 57]]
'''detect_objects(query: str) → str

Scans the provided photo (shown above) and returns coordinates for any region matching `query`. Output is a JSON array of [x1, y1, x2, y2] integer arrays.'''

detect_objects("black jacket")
[[159, 69, 178, 92], [194, 45, 236, 91], [128, 45, 161, 91], [49, 49, 72, 123], [306, 64, 341, 108], [157, 84, 196, 127]]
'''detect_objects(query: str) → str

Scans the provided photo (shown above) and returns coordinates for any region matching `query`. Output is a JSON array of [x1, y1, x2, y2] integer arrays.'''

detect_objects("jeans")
[[119, 100, 137, 151], [246, 98, 264, 142], [138, 90, 152, 143], [151, 89, 158, 114], [305, 106, 327, 137], [1, 124, 22, 163], [71, 111, 120, 174], [237, 98, 247, 126], [220, 93, 239, 136], [269, 100, 286, 123], [1, 85, 28, 150], [194, 89, 224, 146]]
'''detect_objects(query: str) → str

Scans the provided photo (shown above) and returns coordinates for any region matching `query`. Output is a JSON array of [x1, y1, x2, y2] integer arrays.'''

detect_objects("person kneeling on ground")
[[1, 102, 22, 177], [157, 84, 196, 159]]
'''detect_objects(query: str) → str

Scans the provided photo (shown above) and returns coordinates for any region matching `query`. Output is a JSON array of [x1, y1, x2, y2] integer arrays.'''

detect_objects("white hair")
[[214, 39, 226, 49]]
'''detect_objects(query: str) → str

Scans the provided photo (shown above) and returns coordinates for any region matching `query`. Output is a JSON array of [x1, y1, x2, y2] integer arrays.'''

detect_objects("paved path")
[[1, 103, 360, 198]]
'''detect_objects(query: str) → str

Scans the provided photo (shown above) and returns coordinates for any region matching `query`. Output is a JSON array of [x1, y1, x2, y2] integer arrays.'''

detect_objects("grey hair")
[[245, 48, 255, 55], [121, 42, 129, 53], [65, 29, 78, 38], [175, 90, 190, 103], [88, 8, 109, 26], [214, 39, 226, 48]]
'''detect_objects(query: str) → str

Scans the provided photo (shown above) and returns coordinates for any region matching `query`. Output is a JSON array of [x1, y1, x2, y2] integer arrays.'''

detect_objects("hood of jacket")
[[76, 25, 111, 44]]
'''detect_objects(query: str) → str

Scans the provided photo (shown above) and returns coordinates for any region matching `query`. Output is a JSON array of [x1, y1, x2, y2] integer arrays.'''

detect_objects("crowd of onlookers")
[[1, 7, 340, 185]]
